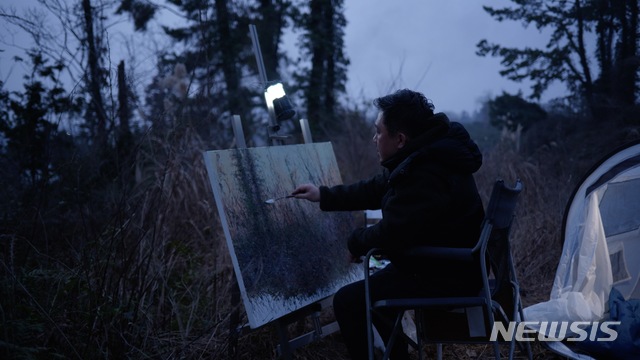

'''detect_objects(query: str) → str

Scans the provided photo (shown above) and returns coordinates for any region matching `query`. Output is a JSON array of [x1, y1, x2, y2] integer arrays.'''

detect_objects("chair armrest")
[[374, 296, 489, 310], [364, 247, 386, 261], [402, 246, 476, 263], [364, 246, 476, 268]]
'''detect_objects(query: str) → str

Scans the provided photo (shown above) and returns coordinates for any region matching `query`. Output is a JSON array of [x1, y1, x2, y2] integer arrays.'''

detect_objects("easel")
[[273, 296, 339, 358], [227, 115, 341, 360], [224, 25, 339, 359]]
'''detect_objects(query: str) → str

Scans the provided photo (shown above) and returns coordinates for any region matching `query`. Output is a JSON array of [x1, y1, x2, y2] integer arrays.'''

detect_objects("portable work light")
[[265, 82, 296, 122]]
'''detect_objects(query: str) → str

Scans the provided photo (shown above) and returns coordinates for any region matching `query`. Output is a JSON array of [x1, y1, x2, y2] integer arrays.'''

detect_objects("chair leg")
[[509, 339, 517, 360], [525, 340, 533, 360], [492, 340, 501, 360], [514, 336, 533, 360], [415, 311, 423, 360], [518, 308, 533, 360], [379, 312, 406, 360]]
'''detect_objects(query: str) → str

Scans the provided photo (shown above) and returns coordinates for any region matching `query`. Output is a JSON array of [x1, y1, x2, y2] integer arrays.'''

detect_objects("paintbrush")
[[264, 195, 294, 204]]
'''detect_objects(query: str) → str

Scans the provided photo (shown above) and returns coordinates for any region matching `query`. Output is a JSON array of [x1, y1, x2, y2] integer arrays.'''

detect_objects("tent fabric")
[[523, 140, 640, 359]]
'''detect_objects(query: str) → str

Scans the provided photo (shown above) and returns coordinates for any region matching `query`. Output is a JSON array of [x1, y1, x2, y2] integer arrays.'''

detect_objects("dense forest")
[[1, 0, 639, 359]]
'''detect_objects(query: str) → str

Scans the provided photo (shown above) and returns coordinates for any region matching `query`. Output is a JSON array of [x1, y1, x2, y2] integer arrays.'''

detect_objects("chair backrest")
[[484, 179, 523, 231], [418, 179, 525, 342], [483, 179, 523, 319]]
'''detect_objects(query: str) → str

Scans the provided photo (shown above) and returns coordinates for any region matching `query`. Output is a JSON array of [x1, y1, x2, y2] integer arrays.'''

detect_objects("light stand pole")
[[249, 24, 296, 145]]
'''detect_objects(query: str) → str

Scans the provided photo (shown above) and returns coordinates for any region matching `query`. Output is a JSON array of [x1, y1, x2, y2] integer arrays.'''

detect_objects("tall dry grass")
[[115, 128, 237, 358], [2, 127, 240, 359]]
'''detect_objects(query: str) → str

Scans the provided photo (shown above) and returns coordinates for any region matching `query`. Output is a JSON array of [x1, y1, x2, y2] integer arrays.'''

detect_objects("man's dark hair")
[[373, 89, 436, 138]]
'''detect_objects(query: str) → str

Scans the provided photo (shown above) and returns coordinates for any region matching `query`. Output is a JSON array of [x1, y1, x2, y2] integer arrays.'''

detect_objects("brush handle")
[[265, 195, 294, 204], [276, 195, 295, 200]]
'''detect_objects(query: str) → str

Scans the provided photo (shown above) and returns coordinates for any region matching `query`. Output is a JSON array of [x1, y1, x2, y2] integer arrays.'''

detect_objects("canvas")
[[203, 142, 364, 328]]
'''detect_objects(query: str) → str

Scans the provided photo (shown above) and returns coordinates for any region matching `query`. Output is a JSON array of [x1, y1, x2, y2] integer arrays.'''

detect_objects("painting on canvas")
[[203, 142, 363, 328]]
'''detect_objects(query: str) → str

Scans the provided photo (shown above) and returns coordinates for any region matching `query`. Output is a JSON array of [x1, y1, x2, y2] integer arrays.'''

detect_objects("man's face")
[[373, 112, 405, 162]]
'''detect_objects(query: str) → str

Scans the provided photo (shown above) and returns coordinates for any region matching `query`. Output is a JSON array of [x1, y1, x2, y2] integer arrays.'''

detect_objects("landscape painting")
[[203, 142, 364, 329]]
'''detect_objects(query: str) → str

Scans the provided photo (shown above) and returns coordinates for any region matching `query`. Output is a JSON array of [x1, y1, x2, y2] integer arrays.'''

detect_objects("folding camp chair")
[[364, 179, 532, 360]]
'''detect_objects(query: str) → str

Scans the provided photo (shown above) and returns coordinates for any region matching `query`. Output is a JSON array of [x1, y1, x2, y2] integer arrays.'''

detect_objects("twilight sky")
[[1, 0, 567, 115], [340, 0, 567, 114]]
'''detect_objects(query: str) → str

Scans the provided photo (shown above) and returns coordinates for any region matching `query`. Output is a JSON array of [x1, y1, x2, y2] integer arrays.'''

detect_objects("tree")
[[0, 51, 79, 246], [476, 0, 639, 120], [116, 59, 136, 179], [114, 0, 156, 31], [81, 0, 109, 147], [487, 91, 547, 132], [291, 0, 349, 140], [591, 0, 638, 109], [254, 0, 294, 82], [117, 60, 132, 141], [145, 0, 246, 141], [1, 0, 118, 143], [118, 0, 294, 145]]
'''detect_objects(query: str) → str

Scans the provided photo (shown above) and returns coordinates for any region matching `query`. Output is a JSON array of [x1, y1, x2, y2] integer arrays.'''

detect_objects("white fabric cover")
[[525, 191, 612, 327]]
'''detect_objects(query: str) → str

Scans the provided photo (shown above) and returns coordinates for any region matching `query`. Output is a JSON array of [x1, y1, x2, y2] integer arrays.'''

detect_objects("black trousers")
[[332, 263, 453, 360]]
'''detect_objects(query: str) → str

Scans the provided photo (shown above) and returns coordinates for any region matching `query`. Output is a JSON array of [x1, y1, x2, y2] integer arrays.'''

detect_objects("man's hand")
[[291, 183, 320, 202]]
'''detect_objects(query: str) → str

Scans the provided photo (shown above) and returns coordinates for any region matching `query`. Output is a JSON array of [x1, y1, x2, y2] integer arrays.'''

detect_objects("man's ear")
[[396, 132, 408, 149]]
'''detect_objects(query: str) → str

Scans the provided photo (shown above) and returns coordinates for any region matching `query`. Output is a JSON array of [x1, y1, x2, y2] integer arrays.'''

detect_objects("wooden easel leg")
[[276, 318, 293, 360], [228, 281, 241, 359], [273, 296, 340, 359]]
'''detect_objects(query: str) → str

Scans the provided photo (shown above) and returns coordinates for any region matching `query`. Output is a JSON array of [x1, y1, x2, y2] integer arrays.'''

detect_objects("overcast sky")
[[341, 0, 566, 115], [1, 0, 567, 116]]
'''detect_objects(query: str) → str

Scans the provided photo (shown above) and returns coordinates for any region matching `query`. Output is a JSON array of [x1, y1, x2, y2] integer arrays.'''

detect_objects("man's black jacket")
[[319, 113, 485, 291]]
